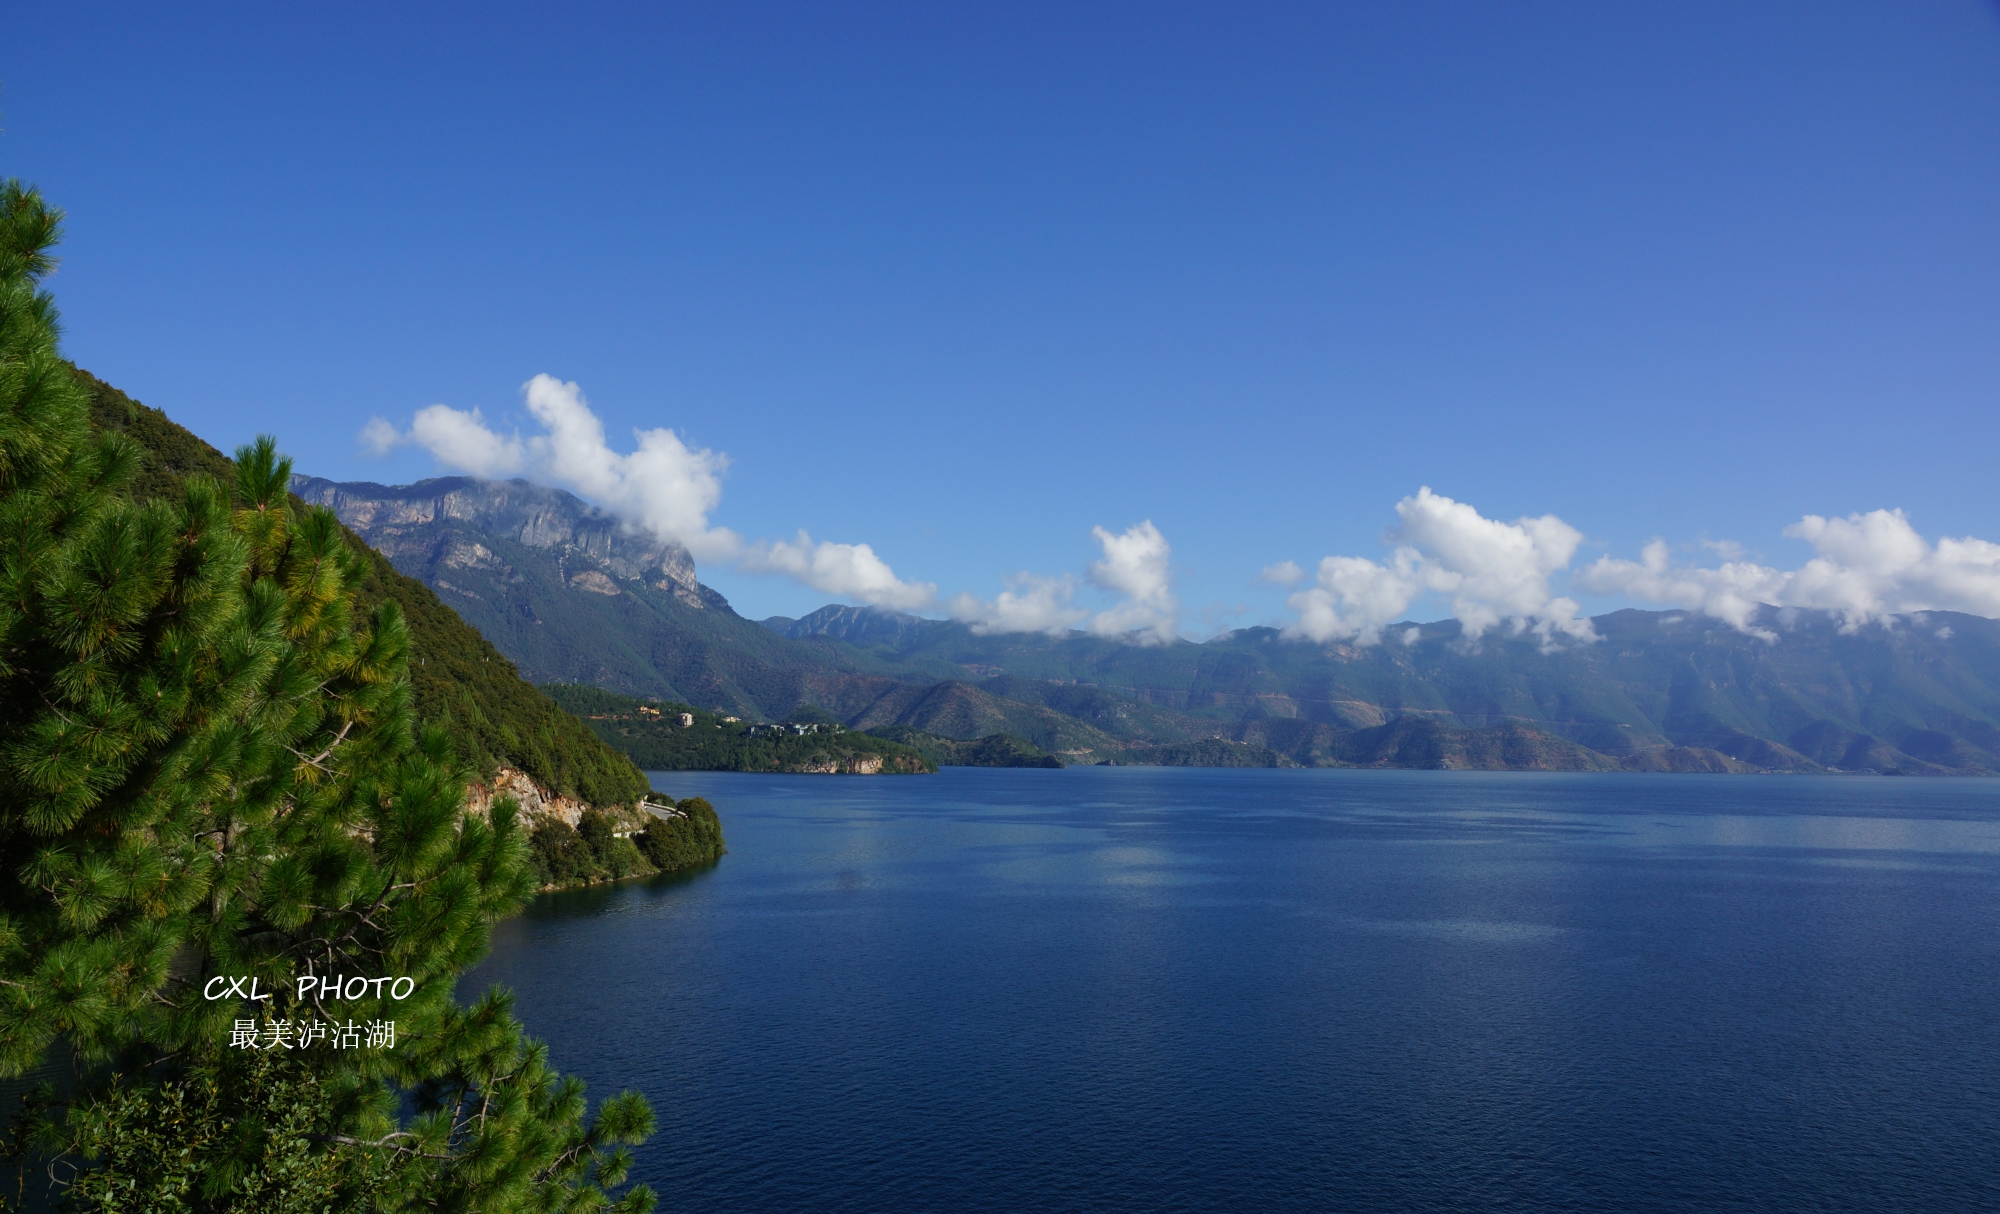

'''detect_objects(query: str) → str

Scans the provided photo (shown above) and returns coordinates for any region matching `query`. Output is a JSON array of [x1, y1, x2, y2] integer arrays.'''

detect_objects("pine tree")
[[0, 183, 656, 1211]]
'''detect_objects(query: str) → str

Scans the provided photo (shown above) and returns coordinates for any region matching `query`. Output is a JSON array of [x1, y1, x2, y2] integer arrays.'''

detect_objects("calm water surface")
[[464, 768, 2000, 1213]]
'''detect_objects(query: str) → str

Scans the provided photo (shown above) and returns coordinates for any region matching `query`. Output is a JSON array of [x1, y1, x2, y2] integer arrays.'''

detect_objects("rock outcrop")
[[462, 765, 648, 832]]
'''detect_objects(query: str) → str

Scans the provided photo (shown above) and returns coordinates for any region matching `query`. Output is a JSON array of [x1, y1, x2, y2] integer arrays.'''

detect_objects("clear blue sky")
[[5, 2, 1998, 628]]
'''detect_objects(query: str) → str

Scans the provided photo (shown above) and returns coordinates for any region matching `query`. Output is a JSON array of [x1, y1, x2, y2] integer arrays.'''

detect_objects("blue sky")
[[5, 2, 1999, 633]]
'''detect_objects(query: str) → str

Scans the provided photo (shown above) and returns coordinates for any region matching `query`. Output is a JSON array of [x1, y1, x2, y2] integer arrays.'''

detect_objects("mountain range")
[[299, 474, 2000, 775]]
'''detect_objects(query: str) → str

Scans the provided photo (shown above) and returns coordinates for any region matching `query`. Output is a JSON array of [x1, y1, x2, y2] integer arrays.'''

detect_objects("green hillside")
[[77, 368, 651, 807]]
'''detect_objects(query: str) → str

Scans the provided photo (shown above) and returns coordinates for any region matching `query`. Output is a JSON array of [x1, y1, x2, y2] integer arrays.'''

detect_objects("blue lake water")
[[464, 768, 2000, 1213]]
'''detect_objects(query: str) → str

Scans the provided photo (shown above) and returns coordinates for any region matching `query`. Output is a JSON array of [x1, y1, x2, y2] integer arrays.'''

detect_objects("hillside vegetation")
[[78, 369, 650, 806], [0, 180, 657, 1212]]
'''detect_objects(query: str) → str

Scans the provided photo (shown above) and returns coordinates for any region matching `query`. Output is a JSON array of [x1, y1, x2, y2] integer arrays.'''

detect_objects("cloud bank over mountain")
[[367, 381, 2000, 648], [1275, 492, 2000, 649], [1276, 488, 1595, 651], [365, 377, 1176, 635], [1580, 509, 2000, 639], [940, 521, 1181, 643], [365, 375, 941, 610], [738, 531, 937, 613]]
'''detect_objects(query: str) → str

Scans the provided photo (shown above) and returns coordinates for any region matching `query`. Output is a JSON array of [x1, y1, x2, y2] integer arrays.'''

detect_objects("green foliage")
[[540, 685, 935, 774], [634, 799, 725, 874], [16, 1047, 393, 1213], [525, 810, 664, 891], [353, 557, 649, 808], [75, 369, 649, 808], [527, 819, 591, 889], [0, 181, 654, 1213]]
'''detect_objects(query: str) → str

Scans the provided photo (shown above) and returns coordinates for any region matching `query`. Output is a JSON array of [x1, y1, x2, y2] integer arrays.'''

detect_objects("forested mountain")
[[79, 371, 649, 807], [300, 472, 2000, 774]]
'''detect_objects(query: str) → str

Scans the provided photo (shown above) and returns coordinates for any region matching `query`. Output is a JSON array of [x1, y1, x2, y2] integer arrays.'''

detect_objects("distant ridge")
[[765, 603, 2000, 774], [299, 472, 2000, 774]]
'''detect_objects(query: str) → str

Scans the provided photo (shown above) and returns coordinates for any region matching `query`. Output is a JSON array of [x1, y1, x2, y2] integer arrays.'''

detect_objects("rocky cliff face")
[[293, 475, 705, 607], [461, 764, 648, 832]]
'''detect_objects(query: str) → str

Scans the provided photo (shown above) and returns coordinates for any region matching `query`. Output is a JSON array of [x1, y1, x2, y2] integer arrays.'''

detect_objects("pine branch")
[[285, 716, 355, 774]]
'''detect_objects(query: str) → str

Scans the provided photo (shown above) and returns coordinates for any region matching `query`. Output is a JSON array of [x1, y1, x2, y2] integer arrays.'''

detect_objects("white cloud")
[[742, 532, 937, 612], [1087, 521, 1179, 643], [946, 521, 1182, 643], [1575, 540, 1786, 638], [407, 404, 530, 480], [1396, 488, 1594, 646], [1260, 560, 1305, 586], [945, 574, 1087, 636], [1282, 488, 1596, 651], [370, 377, 1184, 634], [1285, 550, 1427, 647], [358, 416, 403, 457], [1581, 508, 2000, 635], [376, 375, 936, 610]]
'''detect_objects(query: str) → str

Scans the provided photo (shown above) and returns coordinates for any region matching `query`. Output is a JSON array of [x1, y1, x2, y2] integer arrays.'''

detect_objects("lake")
[[464, 768, 2000, 1213]]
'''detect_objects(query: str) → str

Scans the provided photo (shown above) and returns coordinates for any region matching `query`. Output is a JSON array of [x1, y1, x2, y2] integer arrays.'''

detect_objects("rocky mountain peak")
[[293, 474, 703, 604]]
